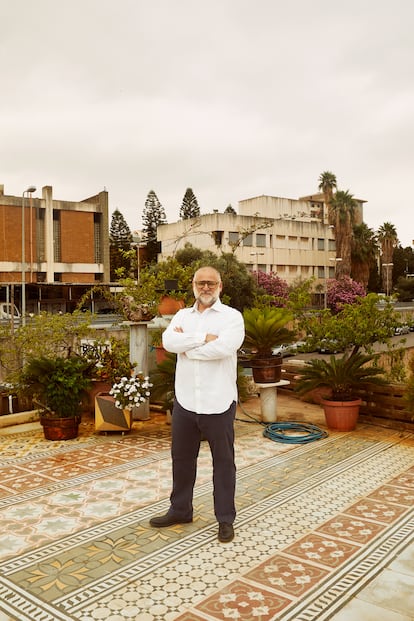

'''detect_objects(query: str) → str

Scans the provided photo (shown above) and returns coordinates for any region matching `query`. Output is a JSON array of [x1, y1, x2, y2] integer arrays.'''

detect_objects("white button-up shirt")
[[162, 298, 245, 414]]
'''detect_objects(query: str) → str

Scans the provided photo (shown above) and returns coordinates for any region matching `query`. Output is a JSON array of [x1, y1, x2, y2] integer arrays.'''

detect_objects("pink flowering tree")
[[254, 271, 289, 307], [327, 277, 366, 314]]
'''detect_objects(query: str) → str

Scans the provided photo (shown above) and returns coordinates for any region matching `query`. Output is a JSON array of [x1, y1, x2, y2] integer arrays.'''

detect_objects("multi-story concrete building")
[[0, 184, 110, 314], [157, 192, 365, 290]]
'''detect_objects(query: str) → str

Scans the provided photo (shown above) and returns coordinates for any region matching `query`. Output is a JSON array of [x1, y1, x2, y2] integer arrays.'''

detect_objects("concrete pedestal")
[[125, 321, 150, 420], [256, 380, 290, 423]]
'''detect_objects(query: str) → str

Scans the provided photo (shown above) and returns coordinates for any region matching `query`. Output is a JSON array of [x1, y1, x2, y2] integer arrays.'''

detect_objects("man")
[[150, 266, 245, 542]]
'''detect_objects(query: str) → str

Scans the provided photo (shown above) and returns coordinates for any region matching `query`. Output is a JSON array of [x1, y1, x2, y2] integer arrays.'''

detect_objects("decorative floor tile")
[[243, 553, 330, 596], [367, 484, 414, 506], [345, 498, 409, 524], [316, 514, 385, 544], [194, 579, 292, 620], [282, 533, 360, 568]]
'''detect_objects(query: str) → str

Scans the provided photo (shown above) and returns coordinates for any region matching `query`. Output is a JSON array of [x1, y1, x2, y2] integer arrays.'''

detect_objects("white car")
[[272, 341, 306, 357], [394, 325, 410, 335]]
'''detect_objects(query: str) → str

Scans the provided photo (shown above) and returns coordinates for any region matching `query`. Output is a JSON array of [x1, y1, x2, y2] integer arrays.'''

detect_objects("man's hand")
[[205, 334, 218, 343]]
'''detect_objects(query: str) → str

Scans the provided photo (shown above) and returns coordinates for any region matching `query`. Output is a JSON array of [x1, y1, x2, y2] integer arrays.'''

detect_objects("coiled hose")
[[237, 400, 328, 444]]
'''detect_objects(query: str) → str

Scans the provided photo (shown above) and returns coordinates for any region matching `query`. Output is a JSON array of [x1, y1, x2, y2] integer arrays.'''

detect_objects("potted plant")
[[21, 355, 92, 440], [294, 352, 388, 431], [242, 306, 294, 383], [149, 352, 177, 421], [80, 336, 136, 413], [95, 373, 152, 433]]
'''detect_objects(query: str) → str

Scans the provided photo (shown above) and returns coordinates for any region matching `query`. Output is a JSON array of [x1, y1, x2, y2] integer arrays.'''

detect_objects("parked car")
[[394, 324, 410, 336], [0, 302, 20, 325], [317, 339, 342, 354], [272, 341, 307, 357]]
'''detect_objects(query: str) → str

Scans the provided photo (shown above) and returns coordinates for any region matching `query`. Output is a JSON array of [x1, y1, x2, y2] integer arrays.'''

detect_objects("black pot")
[[251, 355, 283, 384]]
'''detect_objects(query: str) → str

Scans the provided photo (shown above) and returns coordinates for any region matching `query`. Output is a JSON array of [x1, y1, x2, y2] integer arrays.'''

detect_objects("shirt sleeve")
[[162, 310, 206, 353], [185, 310, 245, 360]]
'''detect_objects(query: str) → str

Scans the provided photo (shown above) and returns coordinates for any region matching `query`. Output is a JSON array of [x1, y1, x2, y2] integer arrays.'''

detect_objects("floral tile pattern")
[[0, 403, 413, 621]]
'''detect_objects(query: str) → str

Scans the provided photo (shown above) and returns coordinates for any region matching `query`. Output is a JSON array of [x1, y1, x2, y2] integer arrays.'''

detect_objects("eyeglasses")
[[194, 280, 220, 289]]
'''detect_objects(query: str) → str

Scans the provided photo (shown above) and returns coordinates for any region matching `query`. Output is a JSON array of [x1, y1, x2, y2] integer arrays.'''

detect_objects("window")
[[317, 238, 325, 251], [212, 230, 223, 246], [53, 211, 61, 262], [256, 233, 266, 247], [37, 209, 45, 261], [242, 234, 253, 247], [94, 213, 102, 263], [228, 231, 239, 245]]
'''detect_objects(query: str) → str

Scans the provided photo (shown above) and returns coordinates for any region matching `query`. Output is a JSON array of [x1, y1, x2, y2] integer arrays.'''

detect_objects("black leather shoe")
[[218, 522, 234, 543], [149, 513, 193, 528]]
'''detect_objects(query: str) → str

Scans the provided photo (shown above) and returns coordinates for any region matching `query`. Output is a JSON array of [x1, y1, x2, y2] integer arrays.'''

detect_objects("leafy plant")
[[21, 356, 92, 418], [243, 307, 294, 358], [80, 336, 134, 383], [294, 352, 387, 401]]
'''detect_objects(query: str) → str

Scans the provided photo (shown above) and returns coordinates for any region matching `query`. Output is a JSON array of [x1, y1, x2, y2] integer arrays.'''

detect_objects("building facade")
[[0, 184, 110, 314], [157, 193, 365, 289]]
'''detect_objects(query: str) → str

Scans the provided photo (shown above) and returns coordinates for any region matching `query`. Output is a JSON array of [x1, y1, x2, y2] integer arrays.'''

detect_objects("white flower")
[[109, 374, 152, 410]]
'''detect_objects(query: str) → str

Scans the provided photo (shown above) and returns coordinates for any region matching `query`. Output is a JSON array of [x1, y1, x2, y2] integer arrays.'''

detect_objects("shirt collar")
[[191, 298, 223, 313]]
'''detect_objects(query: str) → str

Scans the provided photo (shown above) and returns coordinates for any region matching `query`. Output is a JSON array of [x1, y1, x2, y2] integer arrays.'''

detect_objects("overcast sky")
[[1, 0, 413, 247]]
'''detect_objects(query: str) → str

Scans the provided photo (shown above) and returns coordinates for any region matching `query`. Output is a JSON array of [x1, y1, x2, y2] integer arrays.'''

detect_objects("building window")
[[212, 230, 223, 246], [37, 209, 45, 262], [53, 211, 61, 262], [242, 234, 253, 247], [257, 263, 266, 272], [317, 238, 325, 251], [94, 213, 102, 263], [318, 266, 325, 278], [228, 231, 239, 245], [256, 233, 266, 247]]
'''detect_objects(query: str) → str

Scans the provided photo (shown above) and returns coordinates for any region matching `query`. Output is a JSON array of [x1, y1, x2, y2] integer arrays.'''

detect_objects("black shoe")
[[218, 522, 234, 543], [149, 513, 193, 528]]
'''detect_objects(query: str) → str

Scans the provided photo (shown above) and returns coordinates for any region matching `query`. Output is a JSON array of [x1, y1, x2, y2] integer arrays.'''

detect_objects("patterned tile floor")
[[0, 394, 413, 621]]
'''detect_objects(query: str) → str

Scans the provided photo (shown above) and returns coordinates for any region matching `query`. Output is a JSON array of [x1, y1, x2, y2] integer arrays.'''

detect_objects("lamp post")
[[324, 258, 342, 308], [250, 251, 265, 284], [21, 186, 36, 325], [383, 263, 393, 297]]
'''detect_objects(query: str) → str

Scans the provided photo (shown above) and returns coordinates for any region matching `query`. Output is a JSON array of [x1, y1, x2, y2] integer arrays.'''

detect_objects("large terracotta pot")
[[321, 398, 362, 431], [158, 295, 185, 316], [251, 355, 283, 384], [40, 415, 81, 441]]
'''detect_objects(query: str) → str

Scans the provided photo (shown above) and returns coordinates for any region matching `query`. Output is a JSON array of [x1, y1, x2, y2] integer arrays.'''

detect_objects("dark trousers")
[[169, 399, 237, 523]]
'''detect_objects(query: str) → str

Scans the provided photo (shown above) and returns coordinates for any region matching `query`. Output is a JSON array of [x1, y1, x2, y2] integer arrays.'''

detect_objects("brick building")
[[0, 184, 110, 314]]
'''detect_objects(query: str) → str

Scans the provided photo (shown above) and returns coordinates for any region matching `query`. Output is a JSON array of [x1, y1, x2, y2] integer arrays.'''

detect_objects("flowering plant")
[[109, 374, 152, 410]]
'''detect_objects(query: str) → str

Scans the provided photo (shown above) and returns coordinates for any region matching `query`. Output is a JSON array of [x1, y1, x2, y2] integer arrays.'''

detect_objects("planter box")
[[95, 393, 132, 433]]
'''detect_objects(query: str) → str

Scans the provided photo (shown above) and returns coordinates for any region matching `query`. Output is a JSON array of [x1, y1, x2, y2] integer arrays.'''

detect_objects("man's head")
[[192, 266, 222, 309]]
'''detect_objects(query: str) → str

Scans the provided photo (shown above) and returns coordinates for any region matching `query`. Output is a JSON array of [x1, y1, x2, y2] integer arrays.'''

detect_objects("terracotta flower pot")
[[158, 296, 185, 316], [321, 398, 362, 431]]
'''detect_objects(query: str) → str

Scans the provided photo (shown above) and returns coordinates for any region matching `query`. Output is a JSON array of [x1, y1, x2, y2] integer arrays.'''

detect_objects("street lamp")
[[21, 186, 36, 325], [382, 263, 393, 297], [324, 258, 342, 308], [250, 251, 265, 284]]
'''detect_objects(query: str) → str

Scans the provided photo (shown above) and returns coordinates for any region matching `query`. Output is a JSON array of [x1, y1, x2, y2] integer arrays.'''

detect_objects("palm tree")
[[318, 171, 337, 222], [351, 223, 377, 288], [377, 222, 398, 294], [329, 190, 357, 278]]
